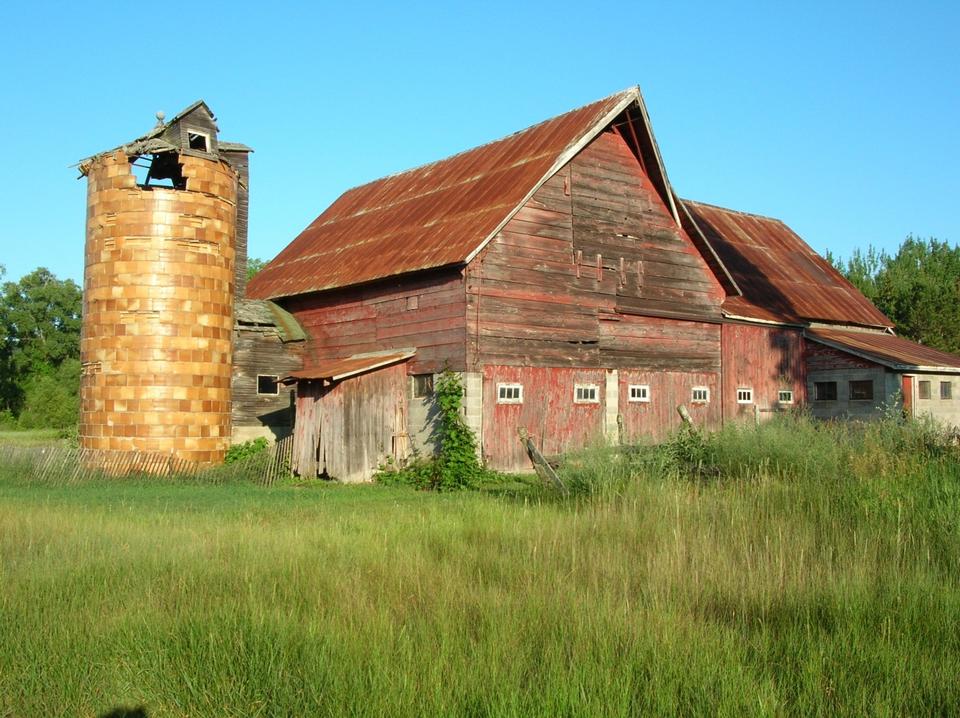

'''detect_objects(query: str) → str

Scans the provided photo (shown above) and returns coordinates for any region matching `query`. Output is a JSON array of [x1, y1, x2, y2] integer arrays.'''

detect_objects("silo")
[[78, 102, 247, 466]]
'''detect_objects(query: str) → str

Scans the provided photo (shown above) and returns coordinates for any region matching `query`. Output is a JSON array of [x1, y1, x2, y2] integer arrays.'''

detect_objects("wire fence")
[[0, 434, 294, 486]]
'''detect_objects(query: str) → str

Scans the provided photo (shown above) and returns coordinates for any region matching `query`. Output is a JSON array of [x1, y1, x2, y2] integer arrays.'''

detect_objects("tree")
[[246, 257, 268, 282], [831, 237, 960, 353], [0, 267, 82, 415]]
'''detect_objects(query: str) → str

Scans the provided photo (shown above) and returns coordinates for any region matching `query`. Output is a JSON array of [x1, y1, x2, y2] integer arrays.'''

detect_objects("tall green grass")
[[1, 415, 958, 716]]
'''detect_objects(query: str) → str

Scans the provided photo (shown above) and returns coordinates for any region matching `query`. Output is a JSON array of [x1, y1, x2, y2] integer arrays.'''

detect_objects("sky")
[[1, 0, 957, 285]]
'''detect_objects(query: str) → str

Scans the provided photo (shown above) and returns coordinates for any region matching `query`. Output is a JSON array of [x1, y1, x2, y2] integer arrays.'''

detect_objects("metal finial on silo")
[[155, 111, 166, 127]]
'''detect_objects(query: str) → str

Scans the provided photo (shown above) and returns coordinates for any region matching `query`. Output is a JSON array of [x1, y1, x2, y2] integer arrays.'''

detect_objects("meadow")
[[1, 415, 958, 716]]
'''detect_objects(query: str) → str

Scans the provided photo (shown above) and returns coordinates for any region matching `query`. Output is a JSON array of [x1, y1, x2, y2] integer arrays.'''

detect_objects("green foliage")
[[831, 236, 960, 353], [15, 359, 80, 430], [246, 257, 268, 282], [0, 267, 82, 419], [376, 370, 488, 490], [224, 436, 270, 464]]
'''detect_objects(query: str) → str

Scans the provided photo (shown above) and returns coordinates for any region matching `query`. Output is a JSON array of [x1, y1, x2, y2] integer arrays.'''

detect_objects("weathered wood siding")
[[283, 269, 466, 375], [467, 129, 723, 371], [805, 340, 879, 371], [618, 370, 720, 443], [222, 149, 250, 295], [231, 326, 303, 440], [466, 128, 727, 468], [482, 366, 606, 471], [292, 362, 408, 482], [721, 324, 806, 421]]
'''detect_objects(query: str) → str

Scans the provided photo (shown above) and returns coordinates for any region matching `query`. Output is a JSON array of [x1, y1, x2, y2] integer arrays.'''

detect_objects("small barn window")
[[918, 380, 931, 400], [574, 384, 599, 403], [691, 387, 710, 404], [187, 130, 210, 152], [628, 384, 650, 402], [941, 381, 953, 400], [849, 380, 874, 401], [736, 388, 753, 404], [778, 390, 794, 404], [412, 374, 434, 398], [814, 382, 837, 401], [497, 383, 523, 404], [257, 375, 279, 395]]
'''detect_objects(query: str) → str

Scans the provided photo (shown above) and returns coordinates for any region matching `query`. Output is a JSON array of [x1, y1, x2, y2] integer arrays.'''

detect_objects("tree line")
[[827, 236, 960, 354]]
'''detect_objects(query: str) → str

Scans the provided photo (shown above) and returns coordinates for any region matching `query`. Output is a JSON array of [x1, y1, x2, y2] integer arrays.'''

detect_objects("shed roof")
[[246, 87, 673, 300], [235, 299, 306, 342], [683, 200, 893, 329], [281, 349, 416, 384], [806, 328, 960, 373]]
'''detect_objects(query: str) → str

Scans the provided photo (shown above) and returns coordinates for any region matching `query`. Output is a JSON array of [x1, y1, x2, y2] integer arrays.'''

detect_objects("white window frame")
[[628, 384, 650, 403], [736, 387, 754, 404], [574, 384, 600, 404], [778, 389, 794, 404], [186, 128, 211, 153], [496, 383, 523, 404], [256, 374, 280, 396], [691, 386, 710, 404]]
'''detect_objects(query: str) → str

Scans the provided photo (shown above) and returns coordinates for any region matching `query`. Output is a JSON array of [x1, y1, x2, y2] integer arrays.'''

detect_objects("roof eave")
[[803, 333, 960, 373]]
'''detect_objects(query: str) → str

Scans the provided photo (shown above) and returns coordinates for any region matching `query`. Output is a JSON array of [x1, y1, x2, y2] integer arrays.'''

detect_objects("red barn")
[[247, 87, 960, 479]]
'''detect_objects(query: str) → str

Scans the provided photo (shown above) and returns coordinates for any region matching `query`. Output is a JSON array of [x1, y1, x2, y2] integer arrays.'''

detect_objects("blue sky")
[[1, 1, 957, 285]]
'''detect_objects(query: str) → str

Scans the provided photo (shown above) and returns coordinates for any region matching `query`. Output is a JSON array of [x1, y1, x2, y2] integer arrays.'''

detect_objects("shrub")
[[225, 437, 270, 464], [16, 360, 80, 430]]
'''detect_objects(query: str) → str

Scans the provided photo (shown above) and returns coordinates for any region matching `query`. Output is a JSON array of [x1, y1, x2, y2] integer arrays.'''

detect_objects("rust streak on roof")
[[247, 90, 639, 300], [282, 349, 415, 383], [683, 200, 893, 329], [806, 329, 960, 372]]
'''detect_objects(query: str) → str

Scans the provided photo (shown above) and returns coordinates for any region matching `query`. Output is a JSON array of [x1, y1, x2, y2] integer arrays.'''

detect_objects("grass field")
[[1, 416, 958, 716], [0, 428, 70, 447]]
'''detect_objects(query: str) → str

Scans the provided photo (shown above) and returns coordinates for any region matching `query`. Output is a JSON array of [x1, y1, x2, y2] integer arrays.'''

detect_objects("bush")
[[16, 360, 80, 430], [225, 437, 270, 464]]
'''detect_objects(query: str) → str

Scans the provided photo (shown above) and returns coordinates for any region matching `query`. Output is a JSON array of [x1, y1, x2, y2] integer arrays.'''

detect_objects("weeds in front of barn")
[[1, 413, 958, 715]]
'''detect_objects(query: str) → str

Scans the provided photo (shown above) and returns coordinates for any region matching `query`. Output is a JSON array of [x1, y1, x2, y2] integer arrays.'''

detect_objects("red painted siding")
[[283, 269, 466, 375], [482, 366, 606, 471], [618, 370, 721, 442], [721, 324, 806, 420]]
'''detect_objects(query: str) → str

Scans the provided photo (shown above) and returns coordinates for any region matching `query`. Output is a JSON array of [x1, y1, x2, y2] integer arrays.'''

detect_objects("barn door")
[[292, 380, 322, 477]]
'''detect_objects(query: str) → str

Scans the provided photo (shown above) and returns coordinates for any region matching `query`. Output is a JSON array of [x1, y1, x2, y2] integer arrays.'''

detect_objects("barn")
[[240, 86, 960, 479]]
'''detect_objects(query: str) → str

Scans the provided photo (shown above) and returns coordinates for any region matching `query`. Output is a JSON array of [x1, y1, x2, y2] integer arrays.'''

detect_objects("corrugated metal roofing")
[[246, 89, 641, 300], [683, 200, 893, 329], [806, 329, 960, 372], [281, 349, 415, 383]]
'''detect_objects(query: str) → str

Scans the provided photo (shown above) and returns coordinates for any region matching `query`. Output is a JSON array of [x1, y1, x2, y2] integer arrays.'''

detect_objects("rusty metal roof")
[[247, 89, 646, 300], [281, 349, 415, 384], [683, 200, 893, 329], [806, 329, 960, 372]]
